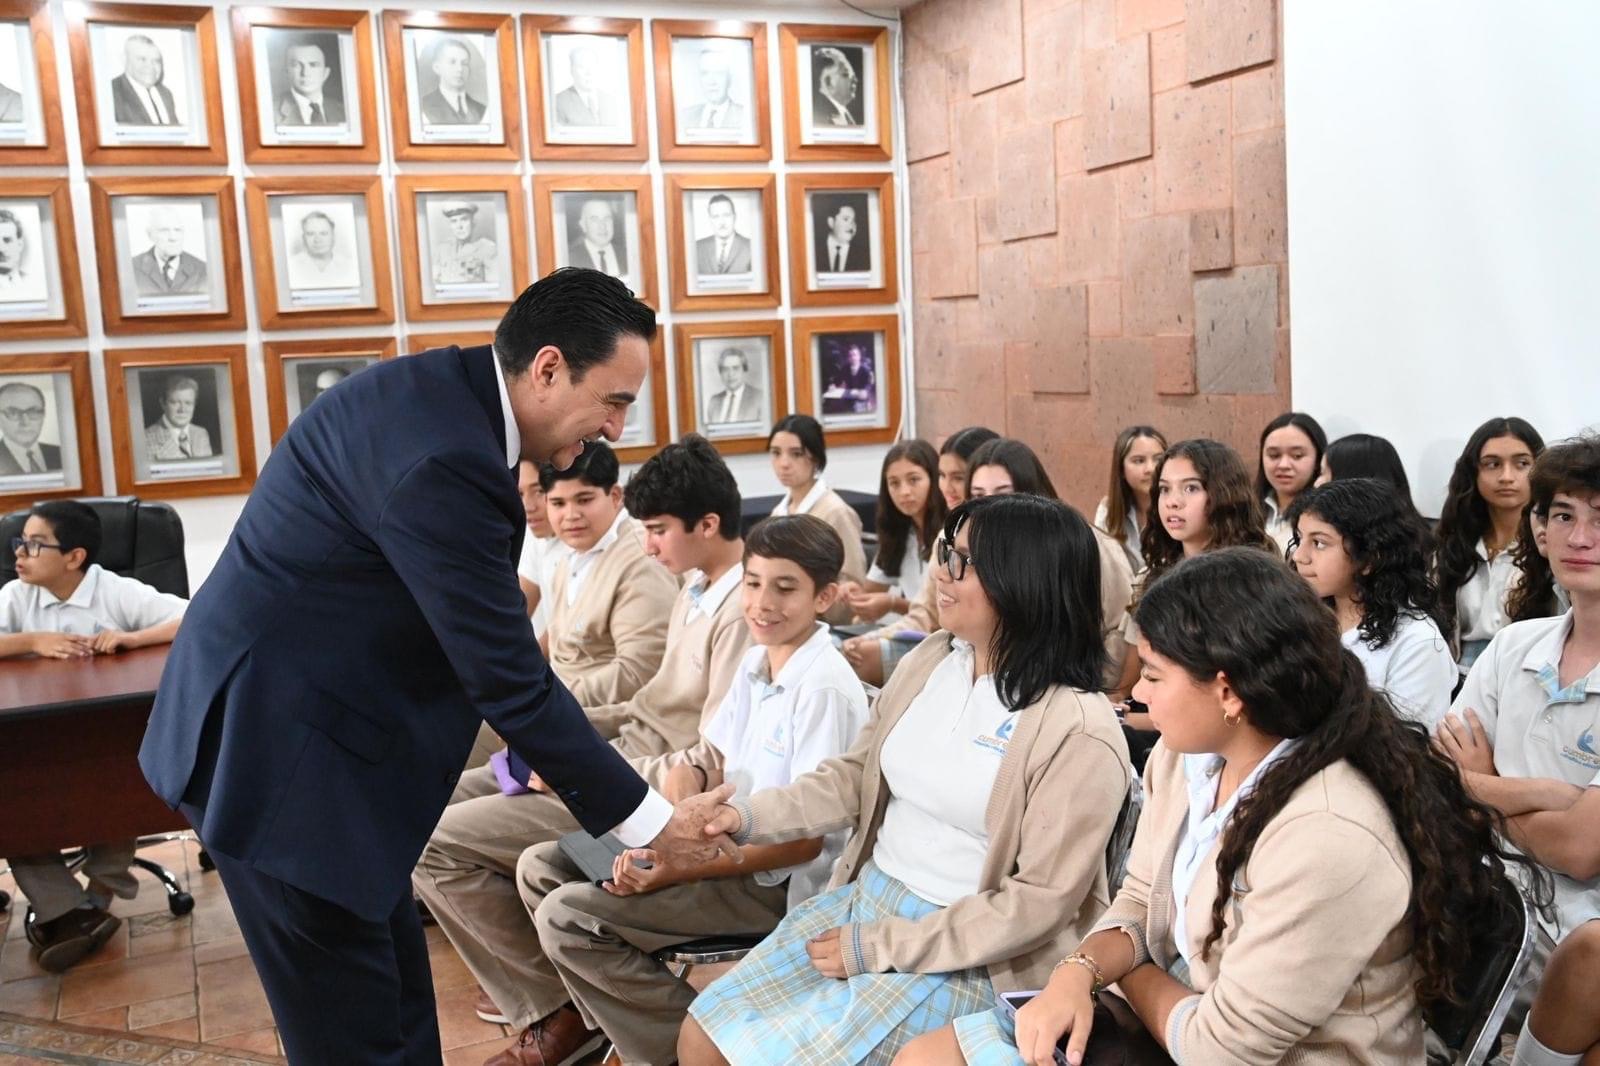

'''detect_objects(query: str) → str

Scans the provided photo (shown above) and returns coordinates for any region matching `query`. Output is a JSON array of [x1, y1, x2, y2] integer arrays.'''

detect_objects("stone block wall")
[[905, 0, 1292, 510]]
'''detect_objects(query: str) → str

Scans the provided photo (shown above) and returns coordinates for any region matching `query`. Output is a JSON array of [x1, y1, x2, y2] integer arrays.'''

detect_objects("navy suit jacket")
[[139, 345, 646, 922]]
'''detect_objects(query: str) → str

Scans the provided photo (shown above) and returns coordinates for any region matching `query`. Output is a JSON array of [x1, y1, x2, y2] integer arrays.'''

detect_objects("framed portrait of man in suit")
[[611, 333, 670, 464], [263, 337, 397, 445], [0, 3, 67, 164], [0, 354, 103, 509], [779, 24, 892, 162], [69, 3, 225, 164], [104, 344, 255, 498], [788, 171, 899, 308], [653, 20, 769, 162], [0, 178, 86, 339], [395, 174, 528, 322], [383, 12, 518, 160], [534, 173, 657, 307], [234, 9, 378, 162], [245, 176, 394, 330], [663, 173, 779, 313], [791, 314, 901, 445], [674, 320, 788, 456], [524, 18, 644, 158]]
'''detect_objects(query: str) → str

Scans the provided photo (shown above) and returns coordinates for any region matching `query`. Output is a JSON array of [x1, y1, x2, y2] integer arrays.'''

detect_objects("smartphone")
[[997, 991, 1071, 1066]]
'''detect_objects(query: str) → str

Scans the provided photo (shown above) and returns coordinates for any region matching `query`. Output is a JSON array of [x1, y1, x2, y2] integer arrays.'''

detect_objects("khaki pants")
[[521, 840, 789, 1066], [8, 840, 140, 923], [462, 721, 503, 773]]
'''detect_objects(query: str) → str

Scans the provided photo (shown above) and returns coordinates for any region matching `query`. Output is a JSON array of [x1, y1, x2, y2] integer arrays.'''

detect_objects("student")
[[841, 439, 945, 627], [540, 440, 679, 707], [678, 494, 1132, 1066], [768, 415, 867, 620], [1316, 433, 1415, 502], [502, 515, 871, 1066], [906, 548, 1532, 1066], [414, 436, 755, 1035], [1287, 479, 1456, 727], [514, 458, 564, 638], [1436, 416, 1545, 676], [842, 425, 998, 686], [1255, 411, 1327, 553], [1435, 436, 1600, 1066], [1, 501, 187, 973], [1094, 425, 1167, 573]]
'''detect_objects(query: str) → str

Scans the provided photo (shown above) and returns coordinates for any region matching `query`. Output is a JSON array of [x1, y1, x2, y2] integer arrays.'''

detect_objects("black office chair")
[[1, 496, 197, 925]]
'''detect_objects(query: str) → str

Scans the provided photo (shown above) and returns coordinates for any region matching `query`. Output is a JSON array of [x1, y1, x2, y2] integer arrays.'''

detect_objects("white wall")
[[1283, 0, 1600, 516], [4, 0, 909, 587]]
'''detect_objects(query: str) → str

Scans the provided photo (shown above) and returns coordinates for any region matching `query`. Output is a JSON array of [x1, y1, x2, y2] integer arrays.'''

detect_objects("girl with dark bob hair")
[[1287, 478, 1456, 727], [678, 494, 1132, 1066], [768, 414, 867, 620], [903, 547, 1538, 1066]]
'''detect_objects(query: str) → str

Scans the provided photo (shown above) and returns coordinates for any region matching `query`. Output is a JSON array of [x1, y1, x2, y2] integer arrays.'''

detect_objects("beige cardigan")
[[545, 515, 680, 708], [787, 487, 866, 625], [734, 633, 1131, 992], [1095, 742, 1423, 1064]]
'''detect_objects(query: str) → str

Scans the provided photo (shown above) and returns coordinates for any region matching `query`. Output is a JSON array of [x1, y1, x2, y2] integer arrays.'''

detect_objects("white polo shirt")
[[0, 564, 187, 637], [703, 623, 870, 907], [1343, 612, 1457, 730], [1453, 610, 1600, 937], [865, 536, 927, 626], [1456, 539, 1521, 673], [684, 561, 743, 624], [516, 533, 568, 637]]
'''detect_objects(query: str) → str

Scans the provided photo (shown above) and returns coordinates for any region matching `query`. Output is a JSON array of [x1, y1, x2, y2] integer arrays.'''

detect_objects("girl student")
[[1094, 426, 1168, 573], [841, 440, 947, 628], [1256, 411, 1328, 553]]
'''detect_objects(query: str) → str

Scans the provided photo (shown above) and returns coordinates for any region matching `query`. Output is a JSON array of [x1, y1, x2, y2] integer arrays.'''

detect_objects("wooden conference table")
[[0, 645, 184, 856]]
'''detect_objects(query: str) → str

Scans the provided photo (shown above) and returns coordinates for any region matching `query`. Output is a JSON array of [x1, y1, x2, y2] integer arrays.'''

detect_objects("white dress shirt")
[[1457, 538, 1521, 673], [824, 236, 854, 273], [714, 385, 747, 424], [0, 563, 186, 636], [583, 241, 620, 275], [139, 84, 170, 124], [2, 439, 52, 475]]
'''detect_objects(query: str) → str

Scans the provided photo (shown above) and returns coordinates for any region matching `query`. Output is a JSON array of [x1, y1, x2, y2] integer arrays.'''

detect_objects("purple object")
[[489, 750, 530, 796]]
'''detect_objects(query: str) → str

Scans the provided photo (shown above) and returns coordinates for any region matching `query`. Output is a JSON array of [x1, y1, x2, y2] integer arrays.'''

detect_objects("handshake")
[[646, 779, 748, 868]]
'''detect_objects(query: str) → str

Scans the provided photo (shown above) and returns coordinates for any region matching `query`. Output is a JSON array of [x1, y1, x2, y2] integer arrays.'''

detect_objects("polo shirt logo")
[[1580, 731, 1597, 757], [972, 715, 1015, 755]]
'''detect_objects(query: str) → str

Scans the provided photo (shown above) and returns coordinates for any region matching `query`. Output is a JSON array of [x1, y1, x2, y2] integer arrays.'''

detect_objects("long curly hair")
[[1102, 425, 1167, 553], [1140, 439, 1273, 586], [1435, 417, 1544, 638], [1135, 548, 1546, 1016], [1286, 479, 1446, 648]]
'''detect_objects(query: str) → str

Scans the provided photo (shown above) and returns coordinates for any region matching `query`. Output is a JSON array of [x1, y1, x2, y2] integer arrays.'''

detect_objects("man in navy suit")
[[139, 269, 736, 1064]]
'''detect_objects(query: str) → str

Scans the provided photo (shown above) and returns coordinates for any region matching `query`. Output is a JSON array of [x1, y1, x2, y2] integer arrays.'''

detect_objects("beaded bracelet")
[[1052, 951, 1105, 994]]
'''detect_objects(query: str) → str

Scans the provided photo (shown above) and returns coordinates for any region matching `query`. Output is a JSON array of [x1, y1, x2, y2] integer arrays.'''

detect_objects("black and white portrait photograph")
[[552, 190, 641, 291], [0, 372, 74, 490], [286, 357, 376, 421], [119, 198, 211, 309], [801, 42, 874, 144], [815, 330, 885, 425], [670, 37, 757, 145], [134, 365, 226, 476], [808, 188, 882, 288], [280, 198, 362, 300], [0, 201, 49, 307], [685, 188, 764, 296], [88, 22, 204, 144], [695, 336, 772, 435], [250, 26, 358, 145], [416, 192, 512, 302], [542, 32, 630, 144], [402, 29, 502, 143], [0, 19, 45, 145]]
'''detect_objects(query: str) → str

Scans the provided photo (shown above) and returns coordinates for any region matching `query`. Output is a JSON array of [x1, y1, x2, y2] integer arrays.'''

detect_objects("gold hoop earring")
[[1223, 710, 1242, 727]]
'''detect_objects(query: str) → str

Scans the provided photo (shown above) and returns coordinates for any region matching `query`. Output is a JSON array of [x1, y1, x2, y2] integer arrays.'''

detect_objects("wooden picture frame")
[[244, 175, 395, 330], [0, 178, 87, 340], [787, 171, 899, 308], [404, 330, 493, 352], [664, 172, 780, 313], [232, 6, 380, 164], [103, 343, 257, 499], [0, 351, 104, 509], [523, 15, 646, 161], [534, 173, 658, 308], [615, 332, 670, 464], [0, 0, 69, 164], [395, 173, 529, 322], [652, 19, 770, 163], [779, 23, 892, 162], [381, 10, 521, 162], [89, 175, 247, 335], [262, 336, 397, 444], [67, 2, 227, 165], [791, 313, 902, 446], [674, 319, 787, 456]]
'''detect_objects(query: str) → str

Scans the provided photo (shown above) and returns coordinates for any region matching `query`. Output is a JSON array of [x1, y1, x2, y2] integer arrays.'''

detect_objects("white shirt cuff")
[[610, 787, 672, 848]]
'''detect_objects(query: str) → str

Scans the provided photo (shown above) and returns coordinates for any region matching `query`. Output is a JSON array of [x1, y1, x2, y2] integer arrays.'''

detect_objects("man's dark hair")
[[494, 267, 657, 380], [538, 439, 619, 492], [706, 193, 735, 216], [623, 433, 741, 540], [745, 514, 844, 590], [30, 500, 102, 569]]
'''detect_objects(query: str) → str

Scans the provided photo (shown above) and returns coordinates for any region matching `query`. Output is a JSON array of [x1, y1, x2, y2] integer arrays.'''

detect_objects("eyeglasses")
[[0, 407, 46, 422], [937, 539, 976, 582], [9, 536, 65, 558]]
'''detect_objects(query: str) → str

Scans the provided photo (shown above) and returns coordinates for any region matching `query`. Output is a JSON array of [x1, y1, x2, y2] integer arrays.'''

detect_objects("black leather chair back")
[[0, 496, 189, 597]]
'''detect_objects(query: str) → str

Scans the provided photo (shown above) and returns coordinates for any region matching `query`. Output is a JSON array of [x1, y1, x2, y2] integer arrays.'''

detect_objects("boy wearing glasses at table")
[[1, 500, 187, 973]]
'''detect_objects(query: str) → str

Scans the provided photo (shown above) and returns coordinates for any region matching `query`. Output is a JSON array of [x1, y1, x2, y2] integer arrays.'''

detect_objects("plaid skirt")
[[953, 1007, 1025, 1066], [687, 860, 993, 1065]]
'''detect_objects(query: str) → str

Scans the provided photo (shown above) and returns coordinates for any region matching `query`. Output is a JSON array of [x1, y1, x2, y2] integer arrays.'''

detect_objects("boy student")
[[1436, 435, 1600, 1066], [492, 514, 871, 1066], [1, 501, 187, 973], [414, 435, 755, 1040], [540, 440, 678, 707], [515, 458, 565, 638]]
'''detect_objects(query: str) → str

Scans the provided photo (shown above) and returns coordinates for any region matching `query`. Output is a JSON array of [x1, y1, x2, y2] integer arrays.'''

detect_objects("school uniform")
[[412, 567, 750, 1035], [544, 511, 678, 708], [771, 478, 867, 623], [1453, 611, 1600, 939], [516, 531, 566, 639], [688, 634, 1131, 1065], [523, 625, 871, 1064], [864, 536, 927, 629], [1455, 538, 1521, 675], [1343, 612, 1457, 729], [1094, 496, 1145, 574], [2, 566, 186, 923]]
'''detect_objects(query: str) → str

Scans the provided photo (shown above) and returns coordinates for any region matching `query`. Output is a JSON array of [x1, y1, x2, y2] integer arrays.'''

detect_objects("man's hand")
[[650, 782, 741, 866], [602, 848, 681, 897], [806, 926, 848, 979], [90, 630, 136, 654], [662, 763, 706, 805], [32, 633, 93, 660], [1438, 708, 1496, 776]]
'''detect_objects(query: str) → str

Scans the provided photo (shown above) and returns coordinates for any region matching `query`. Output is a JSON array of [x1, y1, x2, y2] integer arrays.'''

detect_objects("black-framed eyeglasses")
[[9, 536, 65, 558], [0, 406, 46, 422], [937, 539, 975, 582]]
